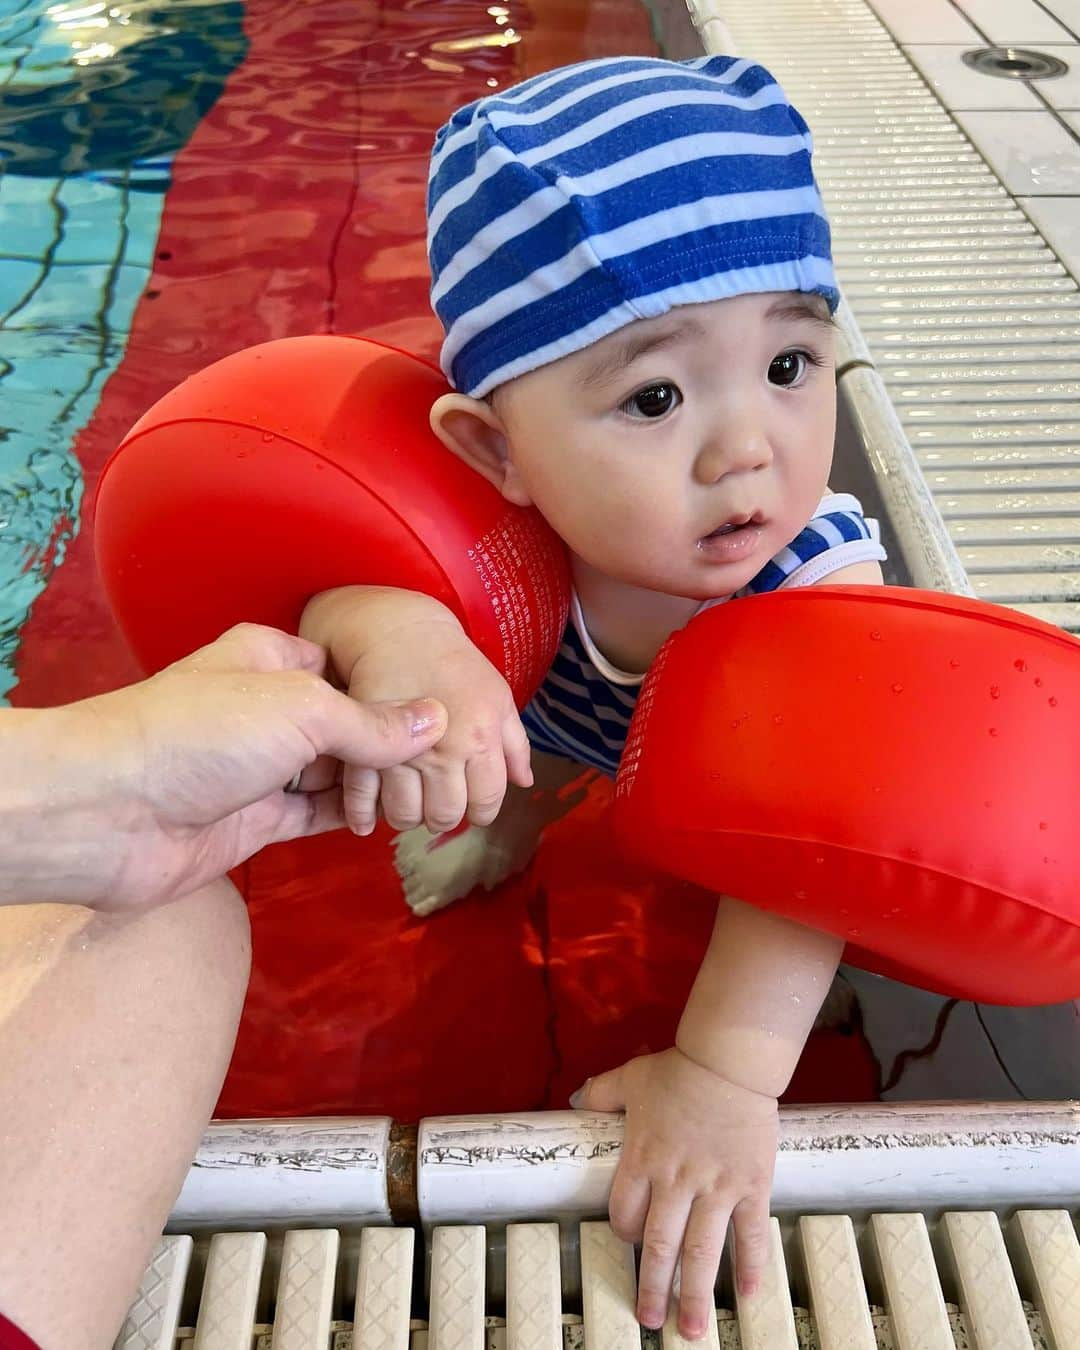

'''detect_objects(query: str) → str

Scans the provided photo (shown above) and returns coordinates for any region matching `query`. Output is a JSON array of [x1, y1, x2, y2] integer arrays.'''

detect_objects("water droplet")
[[795, 890, 808, 901], [1014, 659, 1028, 672], [949, 657, 961, 669], [989, 685, 1000, 699], [815, 856, 825, 866], [261, 431, 274, 443], [989, 727, 999, 737], [1049, 697, 1058, 708], [870, 630, 883, 641], [872, 785, 882, 795], [849, 928, 862, 940], [984, 800, 992, 809], [855, 673, 865, 683], [891, 682, 904, 694], [730, 719, 740, 729], [1035, 677, 1044, 688], [1039, 821, 1049, 831], [773, 714, 784, 726]]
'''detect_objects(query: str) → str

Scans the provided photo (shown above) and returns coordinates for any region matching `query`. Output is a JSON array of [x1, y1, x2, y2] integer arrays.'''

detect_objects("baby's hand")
[[571, 1048, 778, 1341], [345, 616, 532, 835], [300, 586, 532, 837]]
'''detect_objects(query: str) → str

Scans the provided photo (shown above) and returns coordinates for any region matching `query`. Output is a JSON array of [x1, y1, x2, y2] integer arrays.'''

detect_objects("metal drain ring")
[[962, 46, 1070, 80]]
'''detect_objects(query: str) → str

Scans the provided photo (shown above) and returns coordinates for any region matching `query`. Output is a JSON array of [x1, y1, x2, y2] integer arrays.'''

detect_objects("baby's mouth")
[[700, 511, 763, 543]]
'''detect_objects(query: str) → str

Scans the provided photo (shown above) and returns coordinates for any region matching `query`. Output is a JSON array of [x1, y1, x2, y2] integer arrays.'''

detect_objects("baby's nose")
[[692, 420, 772, 484]]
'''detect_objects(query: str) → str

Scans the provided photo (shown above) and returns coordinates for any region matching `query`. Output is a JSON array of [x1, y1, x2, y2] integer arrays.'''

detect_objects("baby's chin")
[[652, 558, 765, 602], [609, 570, 741, 605], [574, 548, 758, 604]]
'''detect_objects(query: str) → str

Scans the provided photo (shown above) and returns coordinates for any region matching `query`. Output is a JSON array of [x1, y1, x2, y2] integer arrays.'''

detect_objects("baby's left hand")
[[571, 1048, 779, 1340]]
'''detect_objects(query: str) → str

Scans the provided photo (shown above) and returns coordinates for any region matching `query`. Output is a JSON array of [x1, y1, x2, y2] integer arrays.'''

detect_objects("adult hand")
[[2, 623, 447, 912]]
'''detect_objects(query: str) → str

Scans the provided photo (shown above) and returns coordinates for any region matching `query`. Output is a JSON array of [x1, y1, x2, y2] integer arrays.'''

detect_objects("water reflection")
[[0, 0, 247, 699], [0, 0, 246, 177]]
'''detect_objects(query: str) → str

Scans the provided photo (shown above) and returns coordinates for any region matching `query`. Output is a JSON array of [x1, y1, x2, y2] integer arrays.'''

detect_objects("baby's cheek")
[[787, 448, 831, 506]]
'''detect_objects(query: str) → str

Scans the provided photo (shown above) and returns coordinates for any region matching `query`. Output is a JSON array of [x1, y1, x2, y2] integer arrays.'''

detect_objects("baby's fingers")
[[636, 1189, 691, 1332], [731, 1196, 772, 1301], [418, 761, 469, 835], [463, 742, 508, 827], [675, 1198, 731, 1340], [343, 764, 381, 835], [502, 713, 533, 790], [608, 1166, 650, 1247], [379, 764, 425, 831]]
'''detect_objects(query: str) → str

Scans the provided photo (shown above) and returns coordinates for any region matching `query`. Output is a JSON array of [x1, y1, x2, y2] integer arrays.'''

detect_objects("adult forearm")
[[676, 897, 843, 1099], [0, 704, 127, 907], [2, 623, 451, 915]]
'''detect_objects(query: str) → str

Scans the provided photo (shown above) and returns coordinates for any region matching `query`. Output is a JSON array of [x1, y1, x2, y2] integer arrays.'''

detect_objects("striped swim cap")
[[427, 55, 838, 398]]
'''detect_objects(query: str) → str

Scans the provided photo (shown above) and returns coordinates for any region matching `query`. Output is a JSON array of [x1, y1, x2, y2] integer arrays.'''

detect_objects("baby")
[[302, 54, 886, 1338]]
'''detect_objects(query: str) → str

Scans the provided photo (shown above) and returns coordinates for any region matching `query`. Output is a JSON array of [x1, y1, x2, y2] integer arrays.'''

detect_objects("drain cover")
[[963, 46, 1070, 80]]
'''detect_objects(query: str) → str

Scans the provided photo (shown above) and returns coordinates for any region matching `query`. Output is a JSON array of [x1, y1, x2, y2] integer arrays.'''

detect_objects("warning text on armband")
[[615, 642, 669, 796], [467, 518, 564, 692]]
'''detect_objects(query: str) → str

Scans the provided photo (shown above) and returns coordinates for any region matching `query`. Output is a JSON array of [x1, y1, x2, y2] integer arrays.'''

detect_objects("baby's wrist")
[[304, 586, 466, 683], [674, 1023, 793, 1101], [304, 584, 461, 642], [347, 612, 478, 689]]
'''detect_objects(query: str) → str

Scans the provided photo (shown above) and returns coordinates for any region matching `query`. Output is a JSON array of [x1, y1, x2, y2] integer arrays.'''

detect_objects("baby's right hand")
[[300, 585, 533, 836], [345, 616, 532, 836]]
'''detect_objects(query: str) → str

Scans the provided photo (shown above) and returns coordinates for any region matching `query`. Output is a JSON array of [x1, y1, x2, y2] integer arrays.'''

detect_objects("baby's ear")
[[429, 393, 529, 504]]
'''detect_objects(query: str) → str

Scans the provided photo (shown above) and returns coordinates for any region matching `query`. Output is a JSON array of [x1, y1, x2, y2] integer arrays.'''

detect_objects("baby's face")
[[492, 291, 837, 601]]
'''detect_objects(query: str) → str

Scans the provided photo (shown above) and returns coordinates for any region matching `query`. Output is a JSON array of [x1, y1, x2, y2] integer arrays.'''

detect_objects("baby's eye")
[[768, 350, 812, 387], [621, 381, 682, 419]]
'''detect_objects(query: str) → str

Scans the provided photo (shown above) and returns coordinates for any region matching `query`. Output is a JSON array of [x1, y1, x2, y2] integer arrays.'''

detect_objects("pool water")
[[3, 0, 1074, 1119]]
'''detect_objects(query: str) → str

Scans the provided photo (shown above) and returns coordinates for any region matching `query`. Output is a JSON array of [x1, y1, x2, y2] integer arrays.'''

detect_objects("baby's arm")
[[817, 558, 884, 587], [573, 899, 842, 1340], [300, 586, 532, 834], [676, 899, 843, 1099]]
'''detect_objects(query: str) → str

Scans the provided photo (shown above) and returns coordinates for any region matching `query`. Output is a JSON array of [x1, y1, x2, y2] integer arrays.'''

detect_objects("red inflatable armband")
[[614, 586, 1080, 1005], [95, 336, 570, 706]]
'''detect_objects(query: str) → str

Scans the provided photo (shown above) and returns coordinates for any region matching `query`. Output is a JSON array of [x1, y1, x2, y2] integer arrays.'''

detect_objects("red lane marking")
[[17, 3, 875, 1116]]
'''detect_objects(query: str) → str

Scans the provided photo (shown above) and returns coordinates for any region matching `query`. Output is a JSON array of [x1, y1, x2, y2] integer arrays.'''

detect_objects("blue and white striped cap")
[[427, 54, 838, 398]]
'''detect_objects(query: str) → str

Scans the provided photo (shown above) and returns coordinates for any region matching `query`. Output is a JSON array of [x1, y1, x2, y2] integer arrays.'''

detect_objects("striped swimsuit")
[[520, 492, 886, 776]]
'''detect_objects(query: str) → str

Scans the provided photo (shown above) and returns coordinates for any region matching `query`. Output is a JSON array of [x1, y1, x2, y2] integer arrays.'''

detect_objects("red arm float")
[[94, 335, 570, 707], [614, 586, 1080, 1005]]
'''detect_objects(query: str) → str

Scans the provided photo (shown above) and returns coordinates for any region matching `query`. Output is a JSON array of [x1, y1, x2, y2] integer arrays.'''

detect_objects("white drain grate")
[[116, 1208, 1078, 1349]]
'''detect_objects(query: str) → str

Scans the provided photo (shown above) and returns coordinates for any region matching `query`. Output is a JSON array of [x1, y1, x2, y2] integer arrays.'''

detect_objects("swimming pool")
[[3, 0, 1075, 1121]]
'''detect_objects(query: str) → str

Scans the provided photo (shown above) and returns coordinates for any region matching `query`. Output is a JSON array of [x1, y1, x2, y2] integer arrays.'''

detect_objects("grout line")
[[939, 0, 1080, 146], [0, 0, 43, 95], [1029, 0, 1080, 43]]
